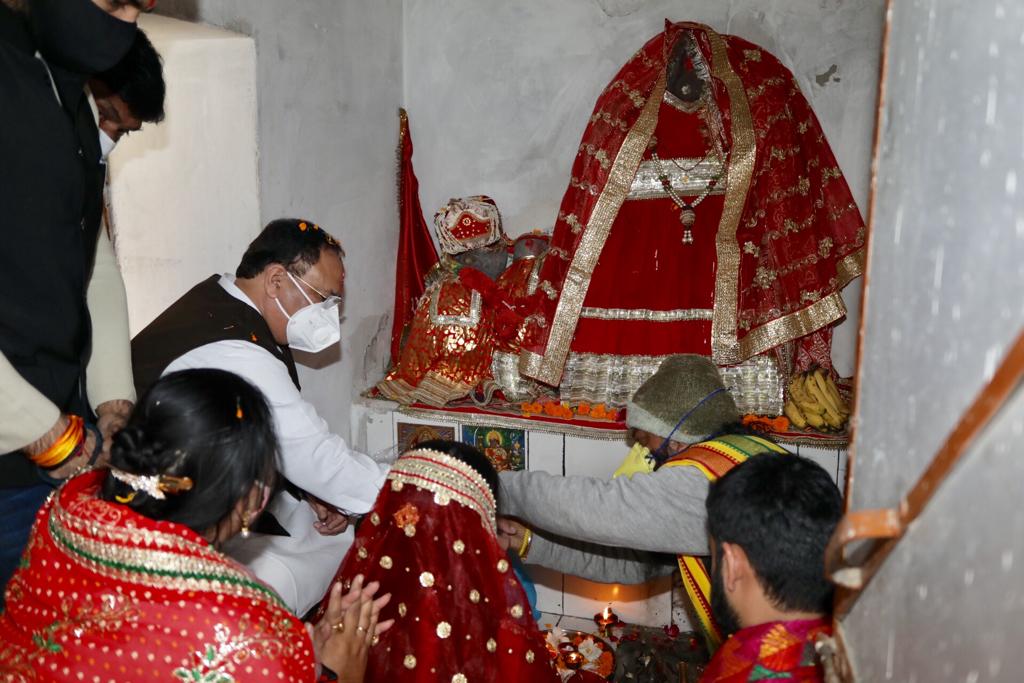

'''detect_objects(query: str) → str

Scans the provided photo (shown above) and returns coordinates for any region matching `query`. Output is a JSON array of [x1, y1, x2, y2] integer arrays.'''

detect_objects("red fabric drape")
[[391, 109, 440, 363], [0, 471, 314, 682]]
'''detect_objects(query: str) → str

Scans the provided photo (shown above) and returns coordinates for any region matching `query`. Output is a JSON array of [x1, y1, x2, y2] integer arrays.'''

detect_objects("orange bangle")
[[31, 416, 84, 469]]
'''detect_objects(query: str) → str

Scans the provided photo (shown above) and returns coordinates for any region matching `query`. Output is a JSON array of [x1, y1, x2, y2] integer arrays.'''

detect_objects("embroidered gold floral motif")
[[743, 49, 762, 62], [404, 654, 417, 669], [589, 110, 630, 132], [579, 143, 612, 170], [452, 674, 468, 683], [539, 281, 557, 300], [380, 556, 393, 569], [369, 512, 380, 526], [526, 650, 536, 663], [743, 241, 760, 258], [357, 547, 368, 559], [608, 80, 646, 108], [819, 237, 834, 258], [469, 589, 481, 603], [398, 603, 407, 617], [510, 604, 523, 618], [486, 638, 497, 653], [753, 267, 777, 289], [171, 614, 300, 683], [437, 621, 452, 639], [453, 540, 465, 554], [420, 572, 435, 588], [496, 559, 509, 574], [746, 77, 785, 100], [558, 211, 584, 234]]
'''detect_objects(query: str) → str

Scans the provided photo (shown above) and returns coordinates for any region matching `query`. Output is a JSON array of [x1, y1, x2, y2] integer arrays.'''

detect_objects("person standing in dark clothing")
[[0, 0, 155, 599]]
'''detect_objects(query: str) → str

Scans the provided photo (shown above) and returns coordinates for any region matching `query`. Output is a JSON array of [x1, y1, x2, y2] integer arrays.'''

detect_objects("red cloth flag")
[[391, 108, 439, 363]]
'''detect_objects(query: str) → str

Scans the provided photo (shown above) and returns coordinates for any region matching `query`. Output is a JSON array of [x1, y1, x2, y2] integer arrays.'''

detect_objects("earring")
[[241, 510, 251, 539]]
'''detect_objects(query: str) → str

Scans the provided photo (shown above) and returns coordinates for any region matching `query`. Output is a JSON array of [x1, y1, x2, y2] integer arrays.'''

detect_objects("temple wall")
[[842, 1, 1024, 679], [150, 1, 405, 439], [402, 0, 886, 376]]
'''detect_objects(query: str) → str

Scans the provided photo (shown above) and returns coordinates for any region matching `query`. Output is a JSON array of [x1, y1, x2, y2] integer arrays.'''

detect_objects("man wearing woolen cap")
[[497, 354, 790, 649]]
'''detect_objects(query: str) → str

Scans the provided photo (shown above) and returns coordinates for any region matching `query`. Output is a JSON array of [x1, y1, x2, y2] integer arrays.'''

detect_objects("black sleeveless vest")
[[131, 275, 300, 399]]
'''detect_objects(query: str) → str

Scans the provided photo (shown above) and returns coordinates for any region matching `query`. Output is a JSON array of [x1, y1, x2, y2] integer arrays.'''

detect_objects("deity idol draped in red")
[[517, 21, 866, 412]]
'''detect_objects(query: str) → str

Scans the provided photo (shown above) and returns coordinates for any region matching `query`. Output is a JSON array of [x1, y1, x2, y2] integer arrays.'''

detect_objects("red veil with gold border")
[[518, 22, 865, 387]]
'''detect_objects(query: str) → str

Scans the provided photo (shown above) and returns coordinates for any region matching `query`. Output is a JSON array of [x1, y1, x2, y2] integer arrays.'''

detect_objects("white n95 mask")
[[274, 272, 341, 353]]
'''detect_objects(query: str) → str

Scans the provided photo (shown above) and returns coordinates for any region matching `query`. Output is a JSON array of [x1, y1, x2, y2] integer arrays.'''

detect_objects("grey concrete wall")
[[402, 0, 885, 375], [156, 0, 404, 438], [844, 1, 1024, 679]]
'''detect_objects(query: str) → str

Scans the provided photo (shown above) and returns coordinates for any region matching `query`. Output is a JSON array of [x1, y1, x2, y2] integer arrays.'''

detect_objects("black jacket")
[[0, 5, 106, 484]]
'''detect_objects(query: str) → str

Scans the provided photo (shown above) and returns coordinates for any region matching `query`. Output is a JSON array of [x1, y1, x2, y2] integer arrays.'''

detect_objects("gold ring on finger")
[[356, 626, 367, 634], [331, 622, 345, 633], [372, 634, 380, 646]]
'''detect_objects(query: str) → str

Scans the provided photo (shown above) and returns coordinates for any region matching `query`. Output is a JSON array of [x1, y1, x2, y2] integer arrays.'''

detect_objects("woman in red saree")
[[0, 369, 385, 682], [317, 440, 559, 682]]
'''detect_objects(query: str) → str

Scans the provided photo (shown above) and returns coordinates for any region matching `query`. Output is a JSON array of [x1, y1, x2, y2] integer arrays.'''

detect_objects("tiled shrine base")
[[353, 398, 847, 628]]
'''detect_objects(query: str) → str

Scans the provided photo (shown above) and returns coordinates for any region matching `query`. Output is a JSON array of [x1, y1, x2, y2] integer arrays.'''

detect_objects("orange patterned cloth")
[[518, 22, 865, 394], [700, 618, 830, 682], [0, 470, 314, 682]]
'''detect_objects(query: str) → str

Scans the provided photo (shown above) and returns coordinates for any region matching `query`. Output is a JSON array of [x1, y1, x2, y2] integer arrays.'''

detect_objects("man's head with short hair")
[[706, 454, 842, 636], [234, 219, 345, 347], [90, 28, 165, 142]]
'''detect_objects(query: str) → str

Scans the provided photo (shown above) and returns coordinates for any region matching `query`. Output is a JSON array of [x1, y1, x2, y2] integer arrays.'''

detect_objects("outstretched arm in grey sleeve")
[[527, 529, 679, 584], [498, 466, 710, 556]]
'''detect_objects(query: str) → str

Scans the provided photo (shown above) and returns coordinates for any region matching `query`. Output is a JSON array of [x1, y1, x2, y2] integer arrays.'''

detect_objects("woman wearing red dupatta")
[[316, 441, 559, 682], [0, 370, 384, 683], [518, 21, 866, 409]]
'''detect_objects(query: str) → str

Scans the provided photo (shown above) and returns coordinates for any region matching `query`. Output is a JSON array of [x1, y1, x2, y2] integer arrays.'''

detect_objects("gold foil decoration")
[[526, 650, 535, 663], [469, 589, 481, 604], [420, 572, 435, 588], [380, 556, 393, 569], [453, 540, 465, 554], [496, 559, 509, 574], [437, 621, 452, 639], [357, 547, 368, 559], [398, 602, 407, 617], [510, 604, 523, 618], [486, 638, 497, 653], [404, 655, 417, 669]]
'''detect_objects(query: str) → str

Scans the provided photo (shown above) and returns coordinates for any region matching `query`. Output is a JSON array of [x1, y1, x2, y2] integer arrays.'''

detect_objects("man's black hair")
[[706, 454, 843, 614], [95, 28, 166, 123], [236, 218, 344, 279]]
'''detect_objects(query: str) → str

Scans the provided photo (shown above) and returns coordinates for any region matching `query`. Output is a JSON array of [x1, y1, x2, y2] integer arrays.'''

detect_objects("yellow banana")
[[789, 375, 818, 412], [809, 370, 843, 418], [784, 400, 808, 429], [804, 409, 826, 429], [821, 372, 849, 416]]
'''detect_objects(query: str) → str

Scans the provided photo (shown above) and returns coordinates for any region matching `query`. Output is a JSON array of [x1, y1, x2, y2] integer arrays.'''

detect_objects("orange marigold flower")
[[393, 503, 420, 529]]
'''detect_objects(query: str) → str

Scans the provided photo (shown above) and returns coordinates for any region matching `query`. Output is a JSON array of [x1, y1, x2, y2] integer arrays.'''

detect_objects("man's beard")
[[710, 554, 743, 637]]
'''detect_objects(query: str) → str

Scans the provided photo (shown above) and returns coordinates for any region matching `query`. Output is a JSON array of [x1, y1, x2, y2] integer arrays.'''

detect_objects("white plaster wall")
[[110, 15, 259, 335], [156, 0, 405, 439], [403, 0, 885, 376]]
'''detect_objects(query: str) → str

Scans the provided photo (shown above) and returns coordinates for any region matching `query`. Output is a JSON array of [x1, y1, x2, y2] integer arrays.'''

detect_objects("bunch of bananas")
[[783, 368, 850, 431]]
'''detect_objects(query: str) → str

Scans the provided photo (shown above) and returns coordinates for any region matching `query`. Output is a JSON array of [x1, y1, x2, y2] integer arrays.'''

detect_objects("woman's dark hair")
[[100, 369, 278, 533], [413, 439, 500, 508], [94, 28, 165, 123], [236, 218, 344, 279]]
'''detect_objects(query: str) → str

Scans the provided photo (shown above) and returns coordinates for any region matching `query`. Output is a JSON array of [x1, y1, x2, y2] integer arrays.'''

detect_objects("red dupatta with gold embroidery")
[[518, 21, 866, 386], [0, 471, 314, 683], [316, 449, 559, 682]]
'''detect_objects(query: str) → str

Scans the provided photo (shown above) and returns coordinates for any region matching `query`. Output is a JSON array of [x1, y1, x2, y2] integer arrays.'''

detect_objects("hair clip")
[[110, 469, 194, 500]]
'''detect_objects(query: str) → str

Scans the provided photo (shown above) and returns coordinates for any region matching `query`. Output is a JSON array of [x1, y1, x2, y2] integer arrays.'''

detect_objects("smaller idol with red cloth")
[[377, 196, 548, 407]]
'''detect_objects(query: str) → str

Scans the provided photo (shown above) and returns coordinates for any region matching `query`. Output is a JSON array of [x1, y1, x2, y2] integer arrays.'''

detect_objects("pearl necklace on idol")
[[651, 149, 725, 245]]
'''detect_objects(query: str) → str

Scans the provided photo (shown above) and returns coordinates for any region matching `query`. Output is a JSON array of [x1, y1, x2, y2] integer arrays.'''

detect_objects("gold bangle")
[[31, 416, 84, 469], [517, 528, 533, 560]]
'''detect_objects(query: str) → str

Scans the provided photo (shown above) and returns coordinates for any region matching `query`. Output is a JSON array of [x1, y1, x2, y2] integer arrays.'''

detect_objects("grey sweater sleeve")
[[498, 466, 710, 556], [527, 530, 679, 584]]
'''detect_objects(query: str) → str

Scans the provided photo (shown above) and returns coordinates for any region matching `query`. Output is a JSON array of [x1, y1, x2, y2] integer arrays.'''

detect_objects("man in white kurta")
[[131, 219, 387, 615]]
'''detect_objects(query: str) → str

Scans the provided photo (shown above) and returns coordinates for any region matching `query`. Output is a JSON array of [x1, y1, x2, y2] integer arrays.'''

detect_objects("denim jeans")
[[0, 481, 54, 608]]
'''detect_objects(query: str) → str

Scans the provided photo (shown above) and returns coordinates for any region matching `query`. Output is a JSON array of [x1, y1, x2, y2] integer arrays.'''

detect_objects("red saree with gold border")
[[518, 22, 865, 394], [0, 471, 314, 682]]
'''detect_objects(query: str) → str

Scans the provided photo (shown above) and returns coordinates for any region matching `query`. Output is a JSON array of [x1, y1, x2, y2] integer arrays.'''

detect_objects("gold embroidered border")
[[737, 291, 847, 360], [579, 307, 714, 322], [524, 71, 668, 386], [835, 247, 866, 288], [388, 449, 497, 531], [709, 29, 757, 365], [428, 287, 481, 327]]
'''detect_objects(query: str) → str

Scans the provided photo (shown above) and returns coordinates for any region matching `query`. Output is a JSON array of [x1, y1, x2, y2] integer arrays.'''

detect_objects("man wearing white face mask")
[[131, 219, 389, 616]]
